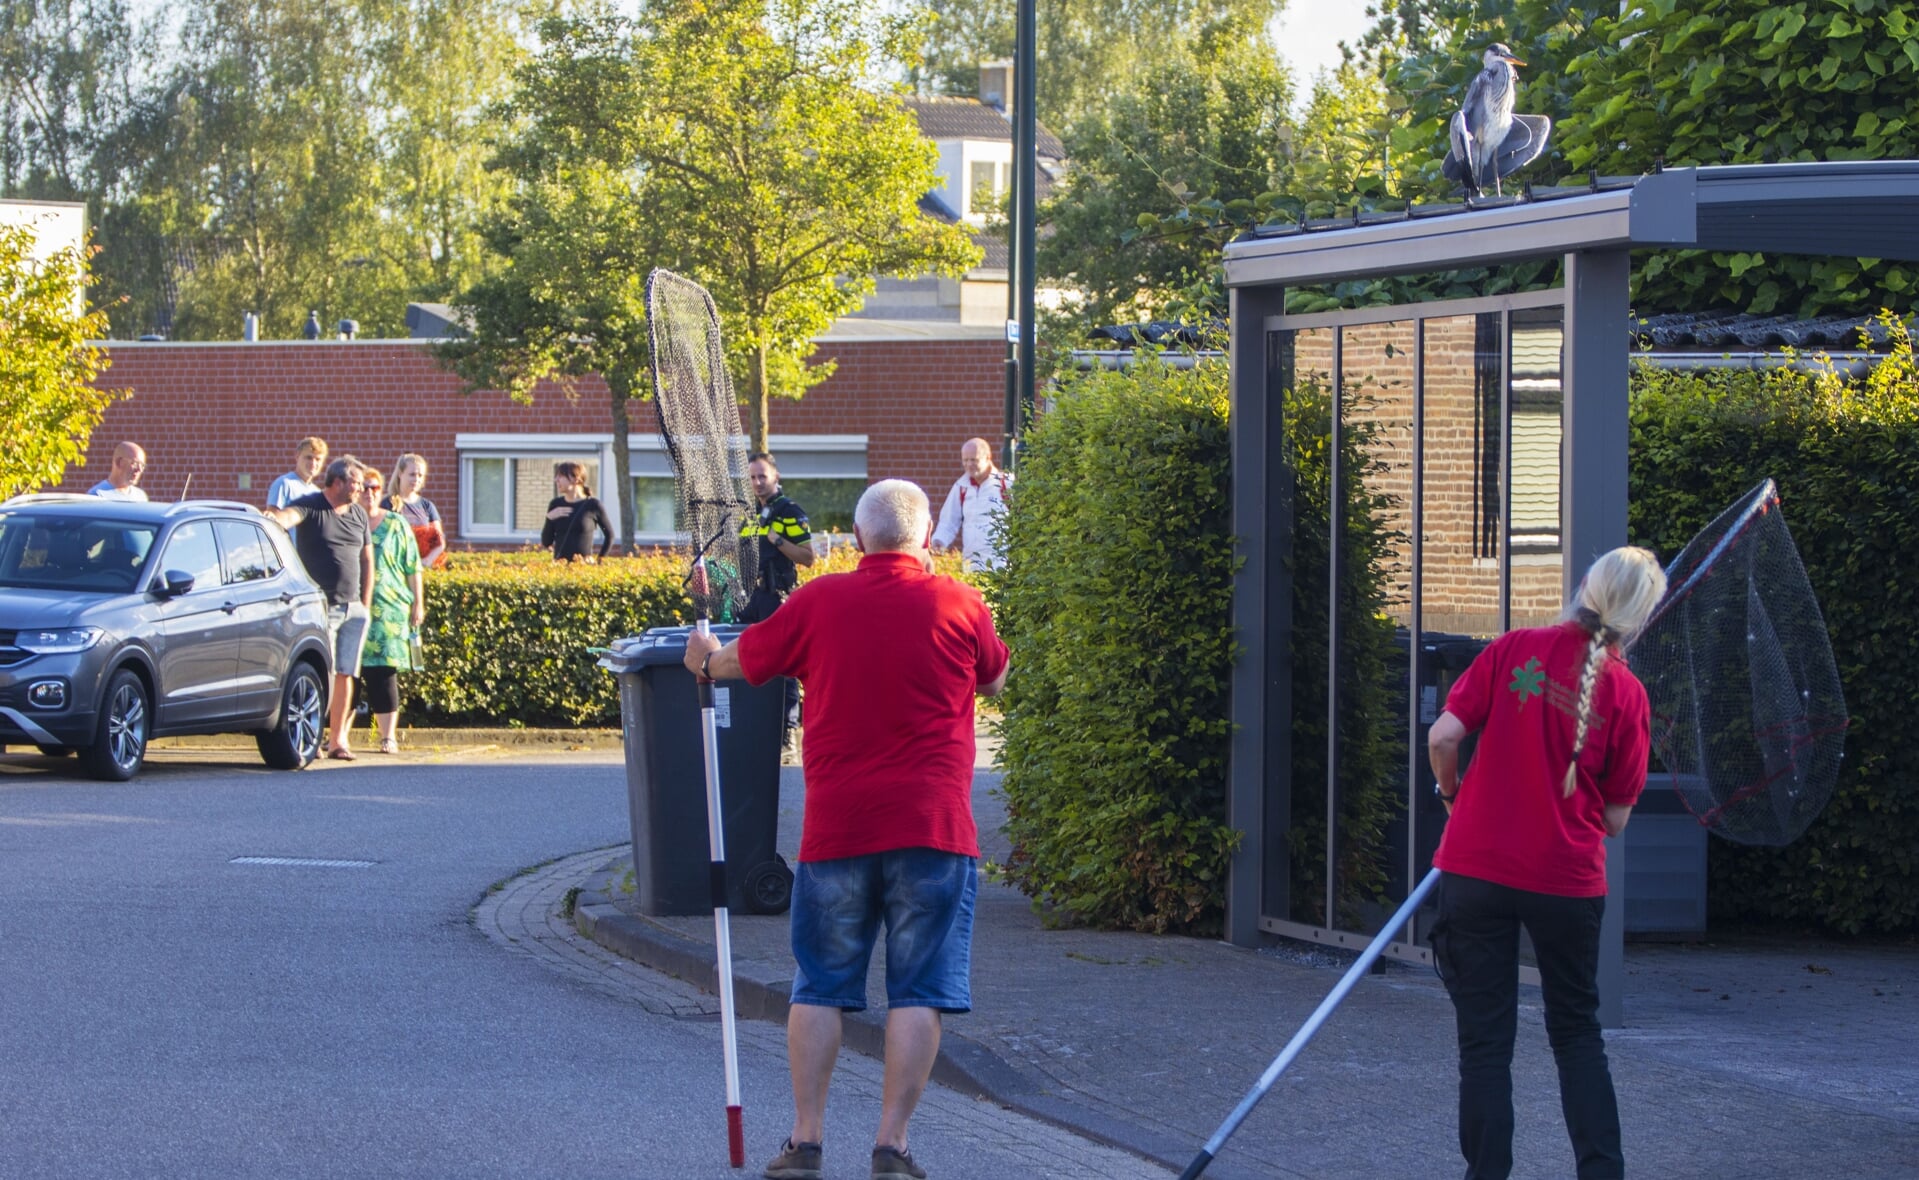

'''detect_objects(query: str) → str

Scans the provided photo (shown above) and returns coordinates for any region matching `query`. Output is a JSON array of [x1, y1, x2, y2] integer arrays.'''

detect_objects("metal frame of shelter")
[[1222, 161, 1919, 1025]]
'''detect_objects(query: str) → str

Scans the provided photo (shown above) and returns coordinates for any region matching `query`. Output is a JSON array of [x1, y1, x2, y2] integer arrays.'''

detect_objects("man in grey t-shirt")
[[264, 456, 373, 759]]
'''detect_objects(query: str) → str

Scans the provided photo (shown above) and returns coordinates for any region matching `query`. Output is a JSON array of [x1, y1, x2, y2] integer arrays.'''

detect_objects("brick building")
[[53, 324, 1007, 548]]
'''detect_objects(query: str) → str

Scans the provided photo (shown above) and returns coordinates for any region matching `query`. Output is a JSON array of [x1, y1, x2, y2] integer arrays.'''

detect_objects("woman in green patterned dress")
[[358, 471, 425, 754]]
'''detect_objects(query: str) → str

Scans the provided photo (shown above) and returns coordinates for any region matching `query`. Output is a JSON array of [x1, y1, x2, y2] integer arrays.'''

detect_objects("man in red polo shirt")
[[683, 478, 1008, 1180]]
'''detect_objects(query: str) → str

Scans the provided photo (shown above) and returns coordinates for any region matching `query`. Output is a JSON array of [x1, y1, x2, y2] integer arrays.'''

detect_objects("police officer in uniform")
[[741, 451, 813, 743]]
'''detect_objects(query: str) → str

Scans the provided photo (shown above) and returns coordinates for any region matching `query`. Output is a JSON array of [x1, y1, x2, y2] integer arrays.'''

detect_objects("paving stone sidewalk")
[[574, 764, 1919, 1180]]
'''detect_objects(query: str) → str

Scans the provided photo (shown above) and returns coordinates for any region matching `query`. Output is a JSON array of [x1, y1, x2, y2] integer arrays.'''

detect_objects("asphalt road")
[[0, 746, 1155, 1179]]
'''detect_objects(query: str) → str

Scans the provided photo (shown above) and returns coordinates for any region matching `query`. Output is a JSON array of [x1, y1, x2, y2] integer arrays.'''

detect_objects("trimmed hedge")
[[411, 551, 693, 727], [1629, 322, 1919, 935], [989, 359, 1404, 935], [408, 544, 975, 727], [991, 359, 1240, 934]]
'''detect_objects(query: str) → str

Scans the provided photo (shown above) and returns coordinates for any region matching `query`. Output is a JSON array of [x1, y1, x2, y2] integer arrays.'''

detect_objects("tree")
[[0, 0, 146, 201], [0, 224, 123, 499], [75, 0, 521, 339], [629, 0, 980, 451], [442, 12, 668, 553], [1036, 23, 1292, 327], [911, 0, 1289, 137]]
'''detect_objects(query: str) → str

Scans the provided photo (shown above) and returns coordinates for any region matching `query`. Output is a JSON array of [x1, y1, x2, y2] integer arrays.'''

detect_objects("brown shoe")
[[763, 1139, 822, 1180], [871, 1145, 926, 1180]]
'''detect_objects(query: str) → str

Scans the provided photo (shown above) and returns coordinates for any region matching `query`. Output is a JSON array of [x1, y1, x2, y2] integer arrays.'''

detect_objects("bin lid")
[[598, 623, 750, 673]]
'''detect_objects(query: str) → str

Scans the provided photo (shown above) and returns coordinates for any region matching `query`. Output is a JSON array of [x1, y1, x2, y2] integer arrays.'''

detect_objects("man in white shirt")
[[932, 437, 1012, 571], [87, 442, 149, 502], [267, 437, 329, 508]]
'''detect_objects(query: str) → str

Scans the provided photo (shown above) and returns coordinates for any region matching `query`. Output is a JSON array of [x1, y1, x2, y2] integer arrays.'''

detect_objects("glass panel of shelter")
[[1269, 298, 1565, 959], [1332, 319, 1417, 940]]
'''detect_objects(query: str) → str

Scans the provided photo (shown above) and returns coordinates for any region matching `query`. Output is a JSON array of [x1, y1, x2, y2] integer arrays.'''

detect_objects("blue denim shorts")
[[789, 849, 978, 1014]]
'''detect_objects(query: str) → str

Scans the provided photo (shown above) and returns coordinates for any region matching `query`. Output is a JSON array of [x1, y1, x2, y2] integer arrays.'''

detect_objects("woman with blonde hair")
[[383, 453, 447, 569], [1426, 545, 1668, 1180]]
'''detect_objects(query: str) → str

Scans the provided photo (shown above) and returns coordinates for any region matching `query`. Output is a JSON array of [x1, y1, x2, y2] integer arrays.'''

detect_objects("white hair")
[[855, 479, 931, 552], [1561, 546, 1669, 797]]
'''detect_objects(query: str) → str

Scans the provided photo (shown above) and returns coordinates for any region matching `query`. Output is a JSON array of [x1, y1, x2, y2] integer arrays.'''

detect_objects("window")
[[457, 433, 866, 545], [459, 446, 603, 541], [1508, 311, 1564, 555], [469, 458, 507, 528], [968, 160, 1010, 218], [215, 520, 282, 584], [630, 477, 682, 535], [0, 513, 156, 593], [158, 521, 222, 592]]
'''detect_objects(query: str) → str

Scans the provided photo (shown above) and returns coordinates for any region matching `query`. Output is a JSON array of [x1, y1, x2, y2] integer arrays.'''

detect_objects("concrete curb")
[[150, 727, 623, 752], [568, 860, 1239, 1179]]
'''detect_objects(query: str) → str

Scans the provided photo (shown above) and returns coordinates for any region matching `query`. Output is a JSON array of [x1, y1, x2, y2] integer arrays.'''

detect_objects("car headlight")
[[17, 627, 105, 653]]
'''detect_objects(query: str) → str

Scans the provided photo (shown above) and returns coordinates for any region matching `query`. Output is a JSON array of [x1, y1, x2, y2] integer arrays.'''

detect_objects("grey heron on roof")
[[1442, 43, 1553, 197]]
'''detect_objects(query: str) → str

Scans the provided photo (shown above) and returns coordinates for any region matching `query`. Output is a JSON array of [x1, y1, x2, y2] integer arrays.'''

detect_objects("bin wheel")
[[742, 858, 794, 915]]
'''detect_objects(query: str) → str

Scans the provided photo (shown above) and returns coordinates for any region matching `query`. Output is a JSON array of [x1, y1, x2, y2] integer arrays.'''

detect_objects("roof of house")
[[902, 95, 1066, 160], [916, 195, 1013, 272]]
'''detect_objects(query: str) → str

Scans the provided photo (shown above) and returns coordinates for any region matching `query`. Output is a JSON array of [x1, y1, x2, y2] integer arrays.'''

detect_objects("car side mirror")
[[154, 569, 196, 598]]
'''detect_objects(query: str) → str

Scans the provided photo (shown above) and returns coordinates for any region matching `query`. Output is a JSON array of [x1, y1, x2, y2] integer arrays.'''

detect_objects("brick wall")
[[57, 338, 1007, 545], [1295, 319, 1565, 639]]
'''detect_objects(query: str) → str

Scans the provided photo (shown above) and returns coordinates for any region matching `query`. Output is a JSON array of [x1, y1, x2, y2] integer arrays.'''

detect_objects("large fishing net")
[[645, 269, 756, 621], [1628, 480, 1849, 845]]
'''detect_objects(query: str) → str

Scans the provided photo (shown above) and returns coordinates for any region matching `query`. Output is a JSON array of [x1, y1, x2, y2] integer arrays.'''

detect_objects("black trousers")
[[1432, 872, 1624, 1180]]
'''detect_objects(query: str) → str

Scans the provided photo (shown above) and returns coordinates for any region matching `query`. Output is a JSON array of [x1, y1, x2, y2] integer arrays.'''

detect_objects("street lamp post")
[[1002, 0, 1037, 471]]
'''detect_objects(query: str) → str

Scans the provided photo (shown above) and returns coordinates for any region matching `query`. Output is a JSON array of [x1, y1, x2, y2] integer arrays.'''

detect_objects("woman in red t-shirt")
[[1426, 546, 1667, 1180]]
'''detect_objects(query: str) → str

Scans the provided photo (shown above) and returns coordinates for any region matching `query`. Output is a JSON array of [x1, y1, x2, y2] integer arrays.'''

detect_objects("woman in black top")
[[541, 461, 612, 562]]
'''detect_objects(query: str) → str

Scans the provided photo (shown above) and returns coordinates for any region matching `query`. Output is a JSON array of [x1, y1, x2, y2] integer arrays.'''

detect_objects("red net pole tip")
[[727, 1106, 745, 1168]]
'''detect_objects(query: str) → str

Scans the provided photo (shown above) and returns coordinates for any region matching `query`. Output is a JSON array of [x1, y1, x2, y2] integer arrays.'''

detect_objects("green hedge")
[[410, 551, 693, 727], [991, 359, 1240, 934], [990, 359, 1402, 935], [405, 545, 978, 727], [1629, 323, 1919, 935]]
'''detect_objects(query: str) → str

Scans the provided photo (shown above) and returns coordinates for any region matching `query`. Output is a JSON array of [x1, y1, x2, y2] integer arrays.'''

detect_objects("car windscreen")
[[0, 512, 160, 593]]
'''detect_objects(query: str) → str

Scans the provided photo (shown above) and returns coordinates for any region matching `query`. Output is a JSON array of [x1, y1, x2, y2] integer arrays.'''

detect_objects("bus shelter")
[[1221, 162, 1919, 1023]]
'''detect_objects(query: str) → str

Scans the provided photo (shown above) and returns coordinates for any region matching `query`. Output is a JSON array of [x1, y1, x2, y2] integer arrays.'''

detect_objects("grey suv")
[[0, 495, 333, 780]]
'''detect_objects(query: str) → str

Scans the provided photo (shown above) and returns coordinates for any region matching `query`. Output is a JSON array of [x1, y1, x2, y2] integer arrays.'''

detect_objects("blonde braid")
[[1563, 625, 1613, 798]]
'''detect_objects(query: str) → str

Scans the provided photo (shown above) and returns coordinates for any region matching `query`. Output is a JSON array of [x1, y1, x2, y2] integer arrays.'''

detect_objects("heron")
[[1442, 43, 1553, 197]]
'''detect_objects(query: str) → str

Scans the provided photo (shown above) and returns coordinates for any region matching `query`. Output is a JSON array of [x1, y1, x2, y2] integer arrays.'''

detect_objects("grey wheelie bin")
[[600, 625, 793, 916]]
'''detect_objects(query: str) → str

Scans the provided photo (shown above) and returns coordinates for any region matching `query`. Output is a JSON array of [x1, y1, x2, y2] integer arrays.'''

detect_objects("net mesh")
[[645, 269, 756, 621], [1628, 480, 1849, 846]]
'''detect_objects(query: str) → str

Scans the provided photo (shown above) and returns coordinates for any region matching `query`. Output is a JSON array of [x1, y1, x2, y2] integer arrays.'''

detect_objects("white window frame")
[[454, 432, 869, 547], [456, 433, 616, 543]]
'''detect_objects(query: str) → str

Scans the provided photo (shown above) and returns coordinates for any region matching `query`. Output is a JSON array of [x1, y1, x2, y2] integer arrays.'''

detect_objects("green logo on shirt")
[[1508, 657, 1546, 707]]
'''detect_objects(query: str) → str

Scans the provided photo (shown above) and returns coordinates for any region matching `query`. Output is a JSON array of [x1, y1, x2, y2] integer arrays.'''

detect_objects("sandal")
[[378, 738, 399, 755], [325, 746, 357, 761]]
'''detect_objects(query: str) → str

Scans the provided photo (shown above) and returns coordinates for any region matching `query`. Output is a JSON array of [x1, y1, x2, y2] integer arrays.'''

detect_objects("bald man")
[[88, 442, 150, 502], [931, 437, 1012, 571]]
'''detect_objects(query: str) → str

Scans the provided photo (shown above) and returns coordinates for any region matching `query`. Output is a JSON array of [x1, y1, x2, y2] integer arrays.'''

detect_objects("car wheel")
[[36, 744, 76, 757], [81, 670, 149, 782], [257, 661, 325, 770]]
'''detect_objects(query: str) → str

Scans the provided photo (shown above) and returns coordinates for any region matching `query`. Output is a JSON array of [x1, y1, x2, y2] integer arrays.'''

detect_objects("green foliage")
[[9, 0, 524, 339], [407, 544, 981, 726], [450, 1, 977, 541], [411, 551, 694, 727], [910, 0, 1286, 136], [1379, 0, 1919, 318], [626, 0, 980, 451], [1037, 29, 1291, 326], [0, 225, 124, 499], [1629, 318, 1919, 934], [990, 357, 1240, 933]]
